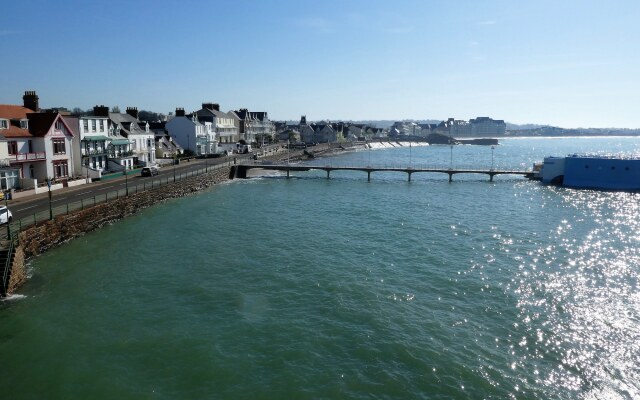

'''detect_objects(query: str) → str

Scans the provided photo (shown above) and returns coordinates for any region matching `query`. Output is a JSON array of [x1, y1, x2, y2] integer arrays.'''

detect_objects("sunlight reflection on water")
[[514, 190, 640, 398]]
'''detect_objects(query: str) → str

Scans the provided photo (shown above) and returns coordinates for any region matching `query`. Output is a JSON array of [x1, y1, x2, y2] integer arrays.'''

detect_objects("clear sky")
[[1, 0, 639, 128]]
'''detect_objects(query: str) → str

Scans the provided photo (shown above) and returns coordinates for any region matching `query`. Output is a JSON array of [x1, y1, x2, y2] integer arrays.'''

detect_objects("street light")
[[491, 145, 495, 171], [450, 145, 454, 169], [5, 190, 10, 237], [47, 178, 53, 220], [123, 167, 129, 196], [449, 132, 453, 169], [409, 142, 412, 168]]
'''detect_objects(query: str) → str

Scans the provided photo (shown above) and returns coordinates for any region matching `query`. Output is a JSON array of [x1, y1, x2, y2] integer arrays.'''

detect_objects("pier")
[[230, 163, 534, 182]]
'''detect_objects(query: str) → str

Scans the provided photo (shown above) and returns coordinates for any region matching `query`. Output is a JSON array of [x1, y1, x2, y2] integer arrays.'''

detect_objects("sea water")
[[1, 137, 639, 399]]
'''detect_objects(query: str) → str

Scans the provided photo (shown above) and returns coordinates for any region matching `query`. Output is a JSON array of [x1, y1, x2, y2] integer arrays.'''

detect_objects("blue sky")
[[1, 0, 639, 128]]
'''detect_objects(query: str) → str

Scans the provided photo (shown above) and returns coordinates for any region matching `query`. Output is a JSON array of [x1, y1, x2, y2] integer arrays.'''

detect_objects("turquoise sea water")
[[2, 137, 640, 399]]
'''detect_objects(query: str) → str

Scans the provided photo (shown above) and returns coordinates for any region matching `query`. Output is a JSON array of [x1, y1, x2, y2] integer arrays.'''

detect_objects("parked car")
[[0, 205, 12, 224], [141, 166, 159, 177]]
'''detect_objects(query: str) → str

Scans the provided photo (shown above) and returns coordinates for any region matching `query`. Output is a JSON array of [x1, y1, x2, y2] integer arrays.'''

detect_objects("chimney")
[[23, 90, 39, 111], [93, 105, 109, 117], [202, 102, 220, 111], [175, 107, 185, 117], [126, 107, 139, 120], [300, 115, 307, 125]]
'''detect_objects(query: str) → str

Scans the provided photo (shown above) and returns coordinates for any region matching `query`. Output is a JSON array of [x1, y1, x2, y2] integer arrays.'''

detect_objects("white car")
[[0, 205, 12, 224]]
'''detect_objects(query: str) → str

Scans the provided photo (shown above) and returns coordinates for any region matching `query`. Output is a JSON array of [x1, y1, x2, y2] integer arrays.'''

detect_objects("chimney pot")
[[126, 107, 139, 119], [23, 90, 40, 112]]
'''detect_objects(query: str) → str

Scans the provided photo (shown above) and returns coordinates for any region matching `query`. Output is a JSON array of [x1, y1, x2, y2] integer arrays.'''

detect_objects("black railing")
[[1, 157, 247, 240], [1, 231, 17, 297]]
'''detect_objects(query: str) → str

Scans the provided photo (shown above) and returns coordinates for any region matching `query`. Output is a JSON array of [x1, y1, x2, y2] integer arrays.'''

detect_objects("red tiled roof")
[[0, 105, 33, 138], [1, 125, 32, 138], [0, 104, 31, 119]]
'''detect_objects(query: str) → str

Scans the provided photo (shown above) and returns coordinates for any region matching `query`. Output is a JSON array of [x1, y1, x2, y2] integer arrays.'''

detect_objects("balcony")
[[9, 152, 46, 162], [109, 150, 134, 159], [81, 148, 107, 156]]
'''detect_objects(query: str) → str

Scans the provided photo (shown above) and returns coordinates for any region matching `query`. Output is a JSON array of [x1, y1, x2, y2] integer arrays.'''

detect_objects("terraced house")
[[107, 107, 156, 167]]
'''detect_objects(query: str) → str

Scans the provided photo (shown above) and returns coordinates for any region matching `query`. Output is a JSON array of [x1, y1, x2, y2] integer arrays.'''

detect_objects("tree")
[[111, 106, 120, 113], [139, 110, 162, 122]]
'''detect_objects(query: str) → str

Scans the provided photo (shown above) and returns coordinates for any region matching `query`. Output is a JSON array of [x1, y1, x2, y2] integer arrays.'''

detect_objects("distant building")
[[469, 117, 506, 137], [233, 109, 275, 145]]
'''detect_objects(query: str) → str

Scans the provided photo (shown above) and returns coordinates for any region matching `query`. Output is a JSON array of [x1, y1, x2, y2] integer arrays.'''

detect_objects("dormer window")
[[20, 119, 28, 129], [0, 119, 8, 129]]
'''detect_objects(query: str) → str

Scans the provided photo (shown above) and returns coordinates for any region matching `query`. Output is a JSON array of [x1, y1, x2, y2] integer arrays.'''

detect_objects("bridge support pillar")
[[408, 172, 412, 182], [327, 170, 330, 179], [287, 170, 290, 179], [367, 171, 371, 182], [489, 173, 494, 182], [448, 172, 453, 182]]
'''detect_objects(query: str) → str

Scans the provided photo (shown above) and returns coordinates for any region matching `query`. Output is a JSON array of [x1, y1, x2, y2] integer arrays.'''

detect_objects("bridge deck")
[[233, 163, 533, 181]]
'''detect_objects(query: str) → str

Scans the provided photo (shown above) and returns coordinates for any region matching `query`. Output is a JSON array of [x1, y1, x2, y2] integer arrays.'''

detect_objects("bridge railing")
[[250, 161, 531, 172]]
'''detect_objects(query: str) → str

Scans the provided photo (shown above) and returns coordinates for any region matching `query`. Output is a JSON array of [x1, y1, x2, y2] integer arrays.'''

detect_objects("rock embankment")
[[19, 166, 231, 260]]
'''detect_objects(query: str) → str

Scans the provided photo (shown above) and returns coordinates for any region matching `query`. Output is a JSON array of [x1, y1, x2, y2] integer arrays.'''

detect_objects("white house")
[[77, 115, 110, 172], [166, 108, 217, 155], [90, 105, 134, 171], [108, 107, 155, 167], [192, 103, 239, 144]]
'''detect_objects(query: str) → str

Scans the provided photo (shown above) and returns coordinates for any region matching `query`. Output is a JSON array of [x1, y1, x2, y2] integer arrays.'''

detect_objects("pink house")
[[0, 91, 76, 186]]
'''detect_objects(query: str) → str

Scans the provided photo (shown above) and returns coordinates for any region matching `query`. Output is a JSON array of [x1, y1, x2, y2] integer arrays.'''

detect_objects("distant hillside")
[[506, 123, 547, 130]]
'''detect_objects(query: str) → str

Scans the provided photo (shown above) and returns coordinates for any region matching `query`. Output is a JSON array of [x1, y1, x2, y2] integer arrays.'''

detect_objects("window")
[[52, 139, 66, 154], [55, 120, 63, 130], [7, 141, 17, 155], [91, 119, 97, 131], [99, 120, 104, 132], [53, 160, 69, 178], [0, 119, 7, 129], [20, 119, 28, 129], [83, 119, 89, 131]]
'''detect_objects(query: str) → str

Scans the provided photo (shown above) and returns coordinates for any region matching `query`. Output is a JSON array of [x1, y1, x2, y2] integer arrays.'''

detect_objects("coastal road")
[[5, 154, 252, 223]]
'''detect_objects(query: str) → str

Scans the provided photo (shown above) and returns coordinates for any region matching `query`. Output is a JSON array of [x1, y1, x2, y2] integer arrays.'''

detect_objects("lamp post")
[[409, 142, 412, 168], [449, 131, 453, 169], [205, 136, 209, 173], [47, 179, 53, 220], [5, 191, 10, 237], [173, 154, 177, 182], [491, 145, 495, 171], [123, 167, 129, 196]]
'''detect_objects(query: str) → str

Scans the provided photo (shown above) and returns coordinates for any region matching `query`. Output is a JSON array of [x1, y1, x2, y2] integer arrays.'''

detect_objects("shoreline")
[[2, 144, 346, 297]]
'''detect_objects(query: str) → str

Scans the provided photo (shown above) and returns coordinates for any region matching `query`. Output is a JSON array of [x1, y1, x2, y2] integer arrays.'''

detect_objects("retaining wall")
[[17, 166, 230, 261]]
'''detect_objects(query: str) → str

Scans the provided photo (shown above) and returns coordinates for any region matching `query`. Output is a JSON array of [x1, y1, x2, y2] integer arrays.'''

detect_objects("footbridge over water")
[[230, 163, 534, 182]]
